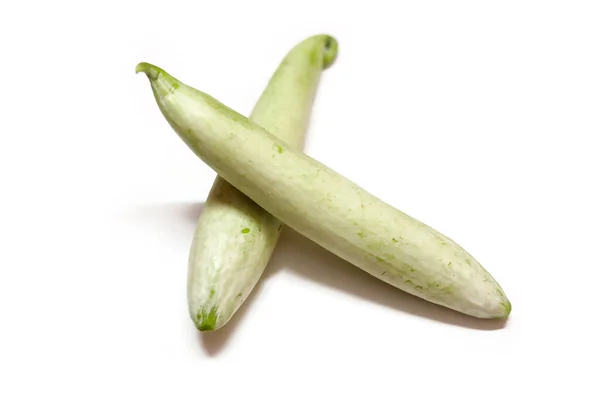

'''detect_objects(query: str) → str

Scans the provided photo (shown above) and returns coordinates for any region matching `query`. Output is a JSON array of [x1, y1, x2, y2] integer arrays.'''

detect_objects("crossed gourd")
[[136, 34, 511, 331]]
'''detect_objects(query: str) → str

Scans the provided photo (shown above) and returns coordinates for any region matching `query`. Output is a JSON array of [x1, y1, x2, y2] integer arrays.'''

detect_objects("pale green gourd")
[[136, 53, 511, 319], [184, 35, 338, 331]]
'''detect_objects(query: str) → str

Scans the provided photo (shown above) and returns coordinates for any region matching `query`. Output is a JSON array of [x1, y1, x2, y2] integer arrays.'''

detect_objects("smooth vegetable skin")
[[186, 35, 338, 331], [136, 62, 512, 319]]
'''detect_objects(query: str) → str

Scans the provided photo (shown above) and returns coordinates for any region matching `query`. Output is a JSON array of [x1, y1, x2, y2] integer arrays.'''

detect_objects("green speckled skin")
[[161, 35, 337, 331], [137, 46, 511, 319]]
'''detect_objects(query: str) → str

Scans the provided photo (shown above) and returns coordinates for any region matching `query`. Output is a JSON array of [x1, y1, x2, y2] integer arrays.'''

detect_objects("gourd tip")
[[322, 35, 339, 70], [194, 307, 220, 332], [135, 62, 162, 80], [501, 299, 512, 317]]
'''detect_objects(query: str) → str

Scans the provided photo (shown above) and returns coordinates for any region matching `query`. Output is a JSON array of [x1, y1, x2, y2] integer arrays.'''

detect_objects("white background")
[[1, 1, 599, 398]]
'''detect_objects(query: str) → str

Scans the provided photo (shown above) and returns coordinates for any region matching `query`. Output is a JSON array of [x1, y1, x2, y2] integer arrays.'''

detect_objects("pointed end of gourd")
[[500, 298, 512, 318], [194, 307, 220, 332], [136, 61, 183, 99], [448, 274, 513, 319], [321, 35, 339, 70], [485, 288, 512, 319], [296, 34, 339, 70], [493, 284, 512, 318], [135, 62, 163, 80], [467, 297, 512, 320]]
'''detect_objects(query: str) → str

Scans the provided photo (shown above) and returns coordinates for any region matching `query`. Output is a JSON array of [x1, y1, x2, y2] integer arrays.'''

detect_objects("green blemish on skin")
[[415, 285, 424, 291], [381, 271, 385, 276], [357, 232, 367, 238], [465, 259, 472, 266], [195, 307, 218, 331], [448, 261, 452, 267], [429, 281, 447, 292], [441, 242, 447, 246], [241, 228, 251, 234], [376, 256, 384, 262], [402, 262, 416, 272], [405, 280, 413, 285], [275, 144, 283, 154], [392, 238, 398, 243], [209, 288, 215, 299], [236, 292, 243, 299]]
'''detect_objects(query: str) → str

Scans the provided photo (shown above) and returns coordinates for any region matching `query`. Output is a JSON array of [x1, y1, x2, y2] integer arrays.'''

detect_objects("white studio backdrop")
[[0, 1, 598, 399]]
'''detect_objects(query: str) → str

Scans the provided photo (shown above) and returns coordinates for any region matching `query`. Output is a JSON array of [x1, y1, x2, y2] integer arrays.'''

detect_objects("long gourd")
[[186, 35, 338, 331], [136, 61, 512, 319]]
